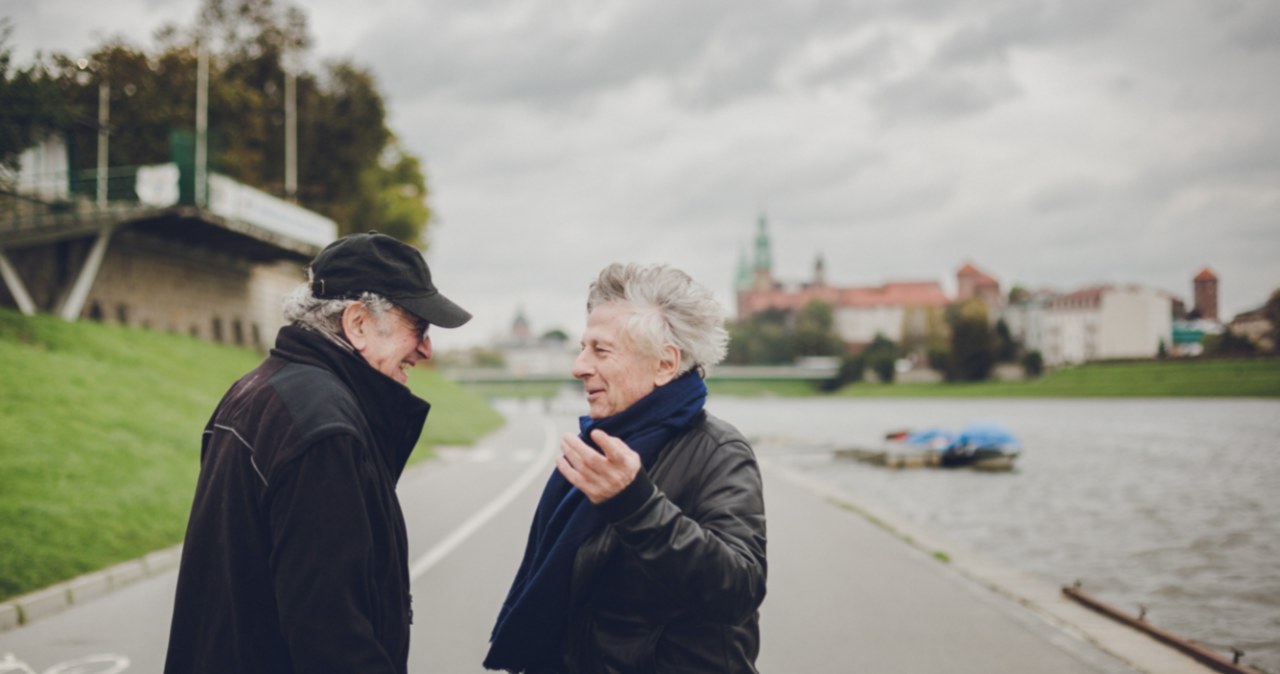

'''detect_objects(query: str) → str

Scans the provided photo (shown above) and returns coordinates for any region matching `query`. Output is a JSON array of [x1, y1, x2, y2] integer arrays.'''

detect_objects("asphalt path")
[[0, 400, 1147, 673]]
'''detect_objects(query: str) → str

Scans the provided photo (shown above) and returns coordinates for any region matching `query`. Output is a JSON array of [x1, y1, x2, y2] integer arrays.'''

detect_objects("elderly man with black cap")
[[164, 232, 470, 674]]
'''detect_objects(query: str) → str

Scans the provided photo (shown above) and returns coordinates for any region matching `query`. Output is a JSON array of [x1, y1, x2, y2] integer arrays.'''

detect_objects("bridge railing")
[[1, 165, 336, 250], [0, 166, 157, 234]]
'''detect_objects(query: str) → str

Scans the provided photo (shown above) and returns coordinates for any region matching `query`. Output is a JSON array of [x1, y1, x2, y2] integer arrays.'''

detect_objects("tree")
[[541, 328, 569, 342], [0, 20, 71, 171], [1204, 332, 1256, 356], [823, 353, 865, 391], [792, 300, 844, 358], [862, 333, 899, 384], [1022, 350, 1044, 378], [726, 308, 794, 365], [1265, 288, 1280, 352], [948, 300, 996, 382], [927, 346, 951, 378], [37, 0, 433, 245], [994, 318, 1018, 362]]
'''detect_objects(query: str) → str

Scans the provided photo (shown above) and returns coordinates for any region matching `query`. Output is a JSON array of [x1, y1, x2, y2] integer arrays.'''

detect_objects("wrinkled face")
[[572, 302, 663, 419], [356, 306, 432, 385]]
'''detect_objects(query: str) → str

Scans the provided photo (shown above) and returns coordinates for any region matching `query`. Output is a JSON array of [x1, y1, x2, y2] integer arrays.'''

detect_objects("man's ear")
[[654, 344, 682, 387], [341, 302, 370, 351]]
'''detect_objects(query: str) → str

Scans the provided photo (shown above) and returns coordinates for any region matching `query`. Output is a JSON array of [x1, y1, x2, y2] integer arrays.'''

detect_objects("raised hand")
[[556, 429, 641, 504]]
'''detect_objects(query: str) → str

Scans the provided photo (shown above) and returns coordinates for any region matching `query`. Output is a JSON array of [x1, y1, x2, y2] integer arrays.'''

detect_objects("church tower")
[[735, 246, 753, 292], [752, 214, 773, 292], [1193, 267, 1218, 321]]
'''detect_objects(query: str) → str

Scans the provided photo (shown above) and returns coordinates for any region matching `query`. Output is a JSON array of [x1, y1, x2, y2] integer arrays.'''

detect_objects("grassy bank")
[[835, 357, 1280, 398], [460, 358, 1280, 401], [0, 309, 502, 601]]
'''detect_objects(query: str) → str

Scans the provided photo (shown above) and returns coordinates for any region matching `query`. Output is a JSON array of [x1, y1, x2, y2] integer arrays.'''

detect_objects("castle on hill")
[[732, 215, 1214, 366]]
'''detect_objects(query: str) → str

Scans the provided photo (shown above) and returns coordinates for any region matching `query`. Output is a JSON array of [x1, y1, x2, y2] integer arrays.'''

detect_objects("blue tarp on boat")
[[952, 421, 1022, 451]]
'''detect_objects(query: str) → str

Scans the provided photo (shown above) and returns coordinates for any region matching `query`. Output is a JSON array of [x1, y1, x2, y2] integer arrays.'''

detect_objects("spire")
[[751, 213, 774, 292], [753, 214, 772, 272], [735, 246, 753, 291]]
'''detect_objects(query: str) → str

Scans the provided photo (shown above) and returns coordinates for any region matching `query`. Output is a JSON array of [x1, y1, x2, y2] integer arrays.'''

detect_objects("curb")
[[0, 544, 183, 634]]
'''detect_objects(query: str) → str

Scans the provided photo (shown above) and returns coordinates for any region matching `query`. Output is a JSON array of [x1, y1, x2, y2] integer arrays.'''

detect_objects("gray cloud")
[[9, 0, 1279, 348]]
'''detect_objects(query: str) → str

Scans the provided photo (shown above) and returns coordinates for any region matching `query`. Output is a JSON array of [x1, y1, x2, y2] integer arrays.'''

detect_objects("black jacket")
[[561, 412, 767, 674], [164, 326, 429, 674]]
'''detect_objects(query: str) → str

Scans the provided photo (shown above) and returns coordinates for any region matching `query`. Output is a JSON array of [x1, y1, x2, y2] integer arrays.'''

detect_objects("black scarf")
[[483, 370, 708, 672]]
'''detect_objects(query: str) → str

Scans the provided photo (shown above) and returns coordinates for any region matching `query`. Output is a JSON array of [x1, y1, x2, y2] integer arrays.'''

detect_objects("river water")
[[709, 397, 1280, 673]]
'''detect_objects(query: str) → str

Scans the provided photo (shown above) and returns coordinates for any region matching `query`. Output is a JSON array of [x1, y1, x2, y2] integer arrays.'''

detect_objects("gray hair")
[[586, 263, 729, 377], [281, 278, 396, 350]]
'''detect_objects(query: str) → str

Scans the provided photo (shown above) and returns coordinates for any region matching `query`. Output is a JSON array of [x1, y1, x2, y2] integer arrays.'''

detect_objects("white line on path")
[[408, 418, 558, 581]]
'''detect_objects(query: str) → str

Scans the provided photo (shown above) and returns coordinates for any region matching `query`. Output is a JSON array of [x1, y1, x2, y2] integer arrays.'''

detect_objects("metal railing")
[[0, 166, 156, 236]]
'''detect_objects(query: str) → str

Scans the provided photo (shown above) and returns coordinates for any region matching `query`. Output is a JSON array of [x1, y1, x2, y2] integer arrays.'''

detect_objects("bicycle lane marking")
[[408, 417, 558, 581], [1, 653, 129, 674]]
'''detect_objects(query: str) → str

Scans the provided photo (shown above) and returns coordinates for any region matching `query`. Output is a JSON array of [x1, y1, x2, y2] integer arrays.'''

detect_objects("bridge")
[[443, 364, 839, 385], [1, 137, 337, 348]]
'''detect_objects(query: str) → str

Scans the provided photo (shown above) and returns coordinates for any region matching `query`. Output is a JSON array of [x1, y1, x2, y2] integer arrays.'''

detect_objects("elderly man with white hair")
[[486, 262, 767, 674]]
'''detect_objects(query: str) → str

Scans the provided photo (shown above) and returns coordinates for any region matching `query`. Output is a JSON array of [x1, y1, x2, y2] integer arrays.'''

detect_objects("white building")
[[1038, 285, 1172, 365]]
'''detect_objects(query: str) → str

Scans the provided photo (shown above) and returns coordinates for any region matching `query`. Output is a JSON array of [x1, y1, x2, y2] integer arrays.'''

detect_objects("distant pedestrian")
[[484, 262, 767, 673], [164, 232, 471, 674]]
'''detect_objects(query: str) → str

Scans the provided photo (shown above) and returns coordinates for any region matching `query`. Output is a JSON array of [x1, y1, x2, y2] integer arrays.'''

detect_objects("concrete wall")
[[1039, 287, 1172, 365], [250, 260, 308, 347], [1098, 287, 1172, 359], [834, 305, 905, 344], [2, 230, 306, 351], [1042, 306, 1098, 365]]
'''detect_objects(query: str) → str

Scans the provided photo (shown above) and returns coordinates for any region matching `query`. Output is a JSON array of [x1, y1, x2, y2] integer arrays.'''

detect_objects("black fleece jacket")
[[164, 326, 429, 674]]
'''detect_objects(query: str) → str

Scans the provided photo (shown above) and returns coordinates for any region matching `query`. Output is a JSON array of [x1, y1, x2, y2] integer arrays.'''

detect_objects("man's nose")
[[571, 350, 590, 379], [417, 335, 433, 360]]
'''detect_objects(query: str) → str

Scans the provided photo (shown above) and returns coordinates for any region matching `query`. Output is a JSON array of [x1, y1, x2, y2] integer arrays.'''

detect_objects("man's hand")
[[556, 429, 641, 504]]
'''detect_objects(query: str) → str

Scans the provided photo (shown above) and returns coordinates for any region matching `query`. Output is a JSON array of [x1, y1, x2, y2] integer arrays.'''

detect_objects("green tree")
[[1203, 332, 1256, 356], [994, 318, 1017, 362], [927, 346, 951, 378], [0, 21, 71, 170], [823, 353, 865, 391], [1021, 350, 1044, 378], [948, 300, 996, 382], [1265, 288, 1280, 352], [726, 309, 795, 365], [541, 328, 569, 342], [862, 333, 899, 384], [792, 300, 844, 358], [38, 0, 432, 245]]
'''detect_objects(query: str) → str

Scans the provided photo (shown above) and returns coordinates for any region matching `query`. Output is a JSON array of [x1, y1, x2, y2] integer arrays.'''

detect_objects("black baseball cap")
[[309, 232, 472, 329]]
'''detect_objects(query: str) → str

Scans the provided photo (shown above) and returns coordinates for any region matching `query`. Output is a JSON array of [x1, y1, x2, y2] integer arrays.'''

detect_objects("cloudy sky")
[[5, 0, 1279, 351]]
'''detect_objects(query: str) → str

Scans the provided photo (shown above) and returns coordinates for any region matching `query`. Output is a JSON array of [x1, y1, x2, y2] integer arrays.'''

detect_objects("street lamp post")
[[195, 40, 209, 208], [97, 79, 109, 208]]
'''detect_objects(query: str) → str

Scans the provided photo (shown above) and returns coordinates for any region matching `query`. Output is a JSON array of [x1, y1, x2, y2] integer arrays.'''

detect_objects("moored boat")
[[937, 422, 1022, 470], [836, 421, 1022, 471]]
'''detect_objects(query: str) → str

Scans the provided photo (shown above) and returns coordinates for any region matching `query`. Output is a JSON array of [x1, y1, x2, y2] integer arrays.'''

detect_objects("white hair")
[[281, 277, 396, 350], [586, 263, 729, 377]]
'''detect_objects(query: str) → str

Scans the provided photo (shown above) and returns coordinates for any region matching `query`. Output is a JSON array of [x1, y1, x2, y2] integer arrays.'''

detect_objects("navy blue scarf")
[[483, 370, 708, 672]]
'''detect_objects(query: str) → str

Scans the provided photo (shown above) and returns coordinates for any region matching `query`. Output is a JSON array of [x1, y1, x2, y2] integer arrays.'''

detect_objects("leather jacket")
[[561, 411, 767, 673]]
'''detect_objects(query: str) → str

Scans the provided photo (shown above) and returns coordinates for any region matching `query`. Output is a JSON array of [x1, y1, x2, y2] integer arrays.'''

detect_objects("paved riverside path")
[[0, 402, 1194, 673]]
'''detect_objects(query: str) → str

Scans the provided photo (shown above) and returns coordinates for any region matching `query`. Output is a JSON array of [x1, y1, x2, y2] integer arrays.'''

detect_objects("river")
[[709, 397, 1280, 673]]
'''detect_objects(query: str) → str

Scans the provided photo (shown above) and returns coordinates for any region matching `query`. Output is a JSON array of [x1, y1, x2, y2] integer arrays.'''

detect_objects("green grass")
[[0, 308, 502, 601], [835, 358, 1280, 398], [706, 379, 823, 397]]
